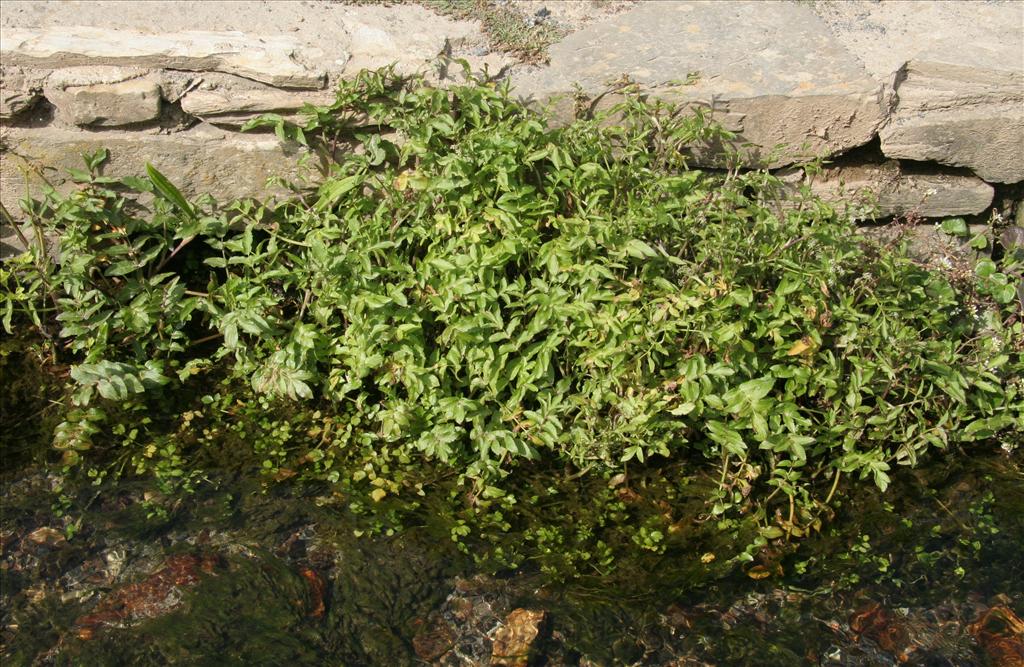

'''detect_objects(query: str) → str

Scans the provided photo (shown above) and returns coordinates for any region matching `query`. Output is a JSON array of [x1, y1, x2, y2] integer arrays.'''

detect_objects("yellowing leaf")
[[370, 488, 387, 502], [786, 338, 812, 356], [746, 565, 772, 580]]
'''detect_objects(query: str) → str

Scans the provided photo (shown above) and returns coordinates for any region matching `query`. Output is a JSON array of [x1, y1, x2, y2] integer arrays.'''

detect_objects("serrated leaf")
[[739, 376, 775, 402], [314, 174, 362, 212], [625, 239, 657, 259], [104, 260, 138, 277], [707, 420, 746, 456]]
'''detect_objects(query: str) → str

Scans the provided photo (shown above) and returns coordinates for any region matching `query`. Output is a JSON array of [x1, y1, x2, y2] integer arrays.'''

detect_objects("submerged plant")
[[2, 67, 1021, 550]]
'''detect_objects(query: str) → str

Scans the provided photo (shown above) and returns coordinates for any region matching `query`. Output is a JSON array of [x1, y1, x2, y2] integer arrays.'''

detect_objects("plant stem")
[[824, 468, 841, 505]]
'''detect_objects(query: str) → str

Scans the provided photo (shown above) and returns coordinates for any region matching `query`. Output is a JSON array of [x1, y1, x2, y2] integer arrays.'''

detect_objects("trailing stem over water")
[[1, 66, 1021, 561]]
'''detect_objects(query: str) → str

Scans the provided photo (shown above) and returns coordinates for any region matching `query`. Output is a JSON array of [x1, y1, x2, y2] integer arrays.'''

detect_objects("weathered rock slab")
[[44, 65, 146, 90], [0, 67, 43, 119], [339, 5, 505, 77], [0, 27, 328, 89], [0, 125, 314, 219], [511, 0, 885, 168], [785, 160, 995, 219], [181, 89, 311, 117], [48, 78, 162, 127], [180, 87, 334, 126], [0, 1, 496, 85], [879, 61, 1024, 184], [813, 0, 1023, 83]]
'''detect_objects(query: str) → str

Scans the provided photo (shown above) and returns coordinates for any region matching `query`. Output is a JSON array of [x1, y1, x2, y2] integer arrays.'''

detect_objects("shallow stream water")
[[2, 450, 1021, 666]]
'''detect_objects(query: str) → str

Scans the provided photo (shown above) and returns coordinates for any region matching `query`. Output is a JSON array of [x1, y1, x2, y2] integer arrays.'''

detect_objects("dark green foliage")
[[2, 68, 1021, 537]]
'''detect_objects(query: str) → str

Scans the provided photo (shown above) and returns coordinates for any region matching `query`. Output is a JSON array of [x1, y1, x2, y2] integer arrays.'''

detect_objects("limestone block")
[[813, 0, 1023, 83], [511, 0, 885, 168], [0, 125, 316, 221], [879, 61, 1024, 184], [0, 27, 328, 89], [339, 5, 505, 76], [788, 161, 995, 219], [181, 89, 310, 117], [180, 88, 335, 126], [45, 66, 147, 90], [48, 78, 162, 127], [0, 67, 44, 120]]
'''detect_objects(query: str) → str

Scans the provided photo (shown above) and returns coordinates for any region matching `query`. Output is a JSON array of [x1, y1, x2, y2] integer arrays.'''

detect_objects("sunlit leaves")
[[70, 360, 168, 402], [706, 420, 747, 457], [4, 66, 1021, 524], [251, 355, 315, 400], [146, 163, 194, 220]]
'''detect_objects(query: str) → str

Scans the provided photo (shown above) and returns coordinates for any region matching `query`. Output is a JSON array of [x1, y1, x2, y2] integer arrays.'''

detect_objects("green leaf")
[[706, 420, 746, 456], [993, 283, 1017, 304], [625, 239, 657, 259], [146, 163, 195, 219], [975, 259, 997, 278], [67, 167, 93, 183], [104, 260, 138, 277], [940, 218, 968, 237], [314, 174, 363, 212], [119, 175, 154, 192], [739, 376, 775, 402], [84, 148, 109, 171]]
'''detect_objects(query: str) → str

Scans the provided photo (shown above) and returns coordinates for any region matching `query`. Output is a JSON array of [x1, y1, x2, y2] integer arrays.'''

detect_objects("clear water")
[[2, 452, 1021, 665]]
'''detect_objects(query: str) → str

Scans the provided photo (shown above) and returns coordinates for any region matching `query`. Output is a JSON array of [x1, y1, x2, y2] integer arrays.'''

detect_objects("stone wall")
[[1, 0, 1022, 250], [0, 1, 514, 237]]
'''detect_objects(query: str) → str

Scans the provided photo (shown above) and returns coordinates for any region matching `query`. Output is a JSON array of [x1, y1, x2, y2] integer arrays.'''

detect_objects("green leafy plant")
[[2, 68, 1021, 551]]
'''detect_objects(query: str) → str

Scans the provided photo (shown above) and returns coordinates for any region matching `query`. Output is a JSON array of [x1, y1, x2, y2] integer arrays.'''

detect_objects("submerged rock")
[[299, 567, 325, 619], [491, 608, 549, 667], [849, 602, 912, 660], [970, 606, 1024, 667], [72, 552, 219, 639], [412, 612, 457, 661], [25, 527, 67, 548]]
